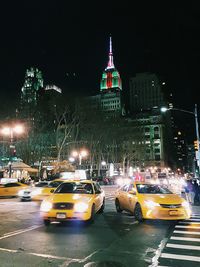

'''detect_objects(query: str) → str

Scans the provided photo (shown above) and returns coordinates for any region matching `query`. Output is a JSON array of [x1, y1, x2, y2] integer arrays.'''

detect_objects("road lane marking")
[[161, 253, 200, 262], [174, 230, 200, 235], [0, 247, 18, 253], [0, 225, 42, 240], [178, 221, 200, 225], [185, 219, 200, 221], [170, 236, 200, 242], [167, 243, 200, 250], [0, 247, 81, 263], [175, 225, 200, 229]]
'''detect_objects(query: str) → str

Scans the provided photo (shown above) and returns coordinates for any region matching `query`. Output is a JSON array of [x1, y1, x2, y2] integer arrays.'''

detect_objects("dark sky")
[[0, 1, 200, 111]]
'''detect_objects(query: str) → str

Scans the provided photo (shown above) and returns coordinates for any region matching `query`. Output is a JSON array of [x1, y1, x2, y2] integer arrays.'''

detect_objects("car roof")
[[61, 179, 93, 184]]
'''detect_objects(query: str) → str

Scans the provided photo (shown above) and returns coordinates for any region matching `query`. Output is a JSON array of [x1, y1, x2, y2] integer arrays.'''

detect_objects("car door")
[[4, 183, 21, 196], [117, 185, 129, 210], [93, 183, 103, 211], [126, 183, 138, 213], [0, 184, 7, 196]]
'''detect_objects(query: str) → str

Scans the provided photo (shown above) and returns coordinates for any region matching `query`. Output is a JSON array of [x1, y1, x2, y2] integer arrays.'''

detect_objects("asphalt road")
[[0, 186, 200, 267]]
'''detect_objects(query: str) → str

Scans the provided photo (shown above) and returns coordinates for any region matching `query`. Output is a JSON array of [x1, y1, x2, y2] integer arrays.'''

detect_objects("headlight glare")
[[74, 202, 89, 212], [145, 200, 160, 208], [18, 190, 25, 197], [31, 188, 42, 196], [182, 201, 190, 208], [40, 201, 53, 212]]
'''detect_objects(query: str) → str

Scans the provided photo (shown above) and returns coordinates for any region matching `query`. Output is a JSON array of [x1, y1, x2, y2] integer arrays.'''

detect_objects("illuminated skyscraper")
[[20, 67, 43, 118], [100, 36, 123, 115], [100, 36, 122, 92]]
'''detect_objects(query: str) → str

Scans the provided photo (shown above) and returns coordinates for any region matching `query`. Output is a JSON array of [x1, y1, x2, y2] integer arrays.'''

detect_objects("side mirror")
[[50, 189, 54, 193]]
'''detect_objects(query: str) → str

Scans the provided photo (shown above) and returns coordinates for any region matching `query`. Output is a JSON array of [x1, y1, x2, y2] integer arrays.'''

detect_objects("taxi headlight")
[[74, 202, 89, 213], [31, 188, 42, 196], [182, 201, 190, 209], [40, 201, 53, 212], [145, 200, 160, 208]]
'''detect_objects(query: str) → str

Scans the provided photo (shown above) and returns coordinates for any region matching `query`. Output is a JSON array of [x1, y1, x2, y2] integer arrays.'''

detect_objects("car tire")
[[134, 203, 144, 222], [44, 219, 50, 226], [115, 199, 123, 213], [98, 199, 105, 213]]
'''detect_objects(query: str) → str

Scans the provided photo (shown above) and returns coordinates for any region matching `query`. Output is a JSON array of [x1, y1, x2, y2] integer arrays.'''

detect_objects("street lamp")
[[71, 149, 88, 166], [161, 104, 200, 173], [1, 124, 24, 177]]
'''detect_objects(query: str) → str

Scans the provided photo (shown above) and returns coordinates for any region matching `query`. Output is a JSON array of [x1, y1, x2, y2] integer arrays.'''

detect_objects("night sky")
[[0, 1, 200, 112]]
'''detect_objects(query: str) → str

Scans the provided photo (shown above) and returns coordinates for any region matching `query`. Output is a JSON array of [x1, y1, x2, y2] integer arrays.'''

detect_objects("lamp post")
[[71, 149, 88, 166], [161, 104, 200, 175], [1, 124, 24, 177]]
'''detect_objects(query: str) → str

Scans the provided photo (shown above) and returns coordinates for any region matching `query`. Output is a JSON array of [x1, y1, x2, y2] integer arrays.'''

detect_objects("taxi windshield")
[[136, 184, 172, 194], [45, 181, 63, 188], [55, 182, 93, 194]]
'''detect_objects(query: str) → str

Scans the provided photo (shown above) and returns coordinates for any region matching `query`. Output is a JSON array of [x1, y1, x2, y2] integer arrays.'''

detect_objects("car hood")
[[46, 193, 94, 203], [140, 194, 184, 204]]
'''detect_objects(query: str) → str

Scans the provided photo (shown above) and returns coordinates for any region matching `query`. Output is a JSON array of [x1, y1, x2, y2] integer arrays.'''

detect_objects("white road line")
[[0, 247, 18, 253], [178, 221, 200, 225], [174, 230, 200, 235], [185, 219, 200, 221], [0, 247, 80, 263], [0, 225, 42, 240], [161, 253, 200, 262], [170, 236, 200, 242], [175, 225, 200, 229], [167, 243, 200, 250]]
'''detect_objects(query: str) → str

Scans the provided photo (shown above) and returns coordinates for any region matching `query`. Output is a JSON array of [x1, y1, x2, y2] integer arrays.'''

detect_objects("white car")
[[18, 181, 49, 201]]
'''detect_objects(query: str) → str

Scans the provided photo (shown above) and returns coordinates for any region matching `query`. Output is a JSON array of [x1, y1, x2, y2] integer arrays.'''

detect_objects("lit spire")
[[106, 35, 114, 70]]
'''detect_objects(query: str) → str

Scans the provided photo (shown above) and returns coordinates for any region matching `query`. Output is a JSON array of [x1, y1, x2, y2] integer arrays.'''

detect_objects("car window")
[[55, 182, 93, 194], [45, 181, 63, 188], [4, 183, 20, 187], [35, 182, 48, 187], [93, 183, 101, 194], [136, 184, 172, 194], [121, 185, 129, 192]]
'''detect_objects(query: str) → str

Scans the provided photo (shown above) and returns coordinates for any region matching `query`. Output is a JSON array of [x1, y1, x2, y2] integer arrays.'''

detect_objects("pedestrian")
[[187, 179, 195, 204], [193, 180, 200, 205], [184, 180, 190, 203]]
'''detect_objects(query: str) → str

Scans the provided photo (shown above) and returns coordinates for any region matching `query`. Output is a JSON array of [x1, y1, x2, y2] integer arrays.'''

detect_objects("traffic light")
[[194, 140, 199, 151]]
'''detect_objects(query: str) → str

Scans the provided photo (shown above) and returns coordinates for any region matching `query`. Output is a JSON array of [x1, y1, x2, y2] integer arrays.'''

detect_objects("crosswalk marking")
[[184, 218, 200, 221], [178, 221, 200, 225], [152, 212, 200, 266], [161, 253, 200, 262], [170, 236, 200, 242], [173, 230, 200, 235], [167, 243, 200, 250], [175, 225, 200, 229]]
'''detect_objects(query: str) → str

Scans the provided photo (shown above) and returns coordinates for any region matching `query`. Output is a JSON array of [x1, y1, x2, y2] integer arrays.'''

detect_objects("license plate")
[[56, 213, 66, 219], [169, 210, 178, 216]]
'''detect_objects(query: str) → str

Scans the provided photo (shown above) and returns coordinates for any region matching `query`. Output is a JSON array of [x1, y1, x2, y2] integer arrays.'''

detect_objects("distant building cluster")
[[0, 37, 195, 176]]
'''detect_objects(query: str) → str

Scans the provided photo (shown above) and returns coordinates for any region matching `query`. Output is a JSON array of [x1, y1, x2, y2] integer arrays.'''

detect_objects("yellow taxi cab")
[[115, 181, 191, 221], [40, 179, 105, 226], [32, 179, 65, 201], [0, 182, 28, 197]]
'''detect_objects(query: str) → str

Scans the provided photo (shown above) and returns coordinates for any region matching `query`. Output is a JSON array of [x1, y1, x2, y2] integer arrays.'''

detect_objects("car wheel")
[[98, 199, 105, 213], [44, 219, 50, 226], [115, 199, 123, 213], [134, 203, 143, 222]]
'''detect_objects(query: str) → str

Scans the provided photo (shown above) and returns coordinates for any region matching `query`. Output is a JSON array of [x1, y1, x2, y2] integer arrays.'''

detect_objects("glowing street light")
[[1, 124, 25, 177], [71, 149, 88, 166]]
